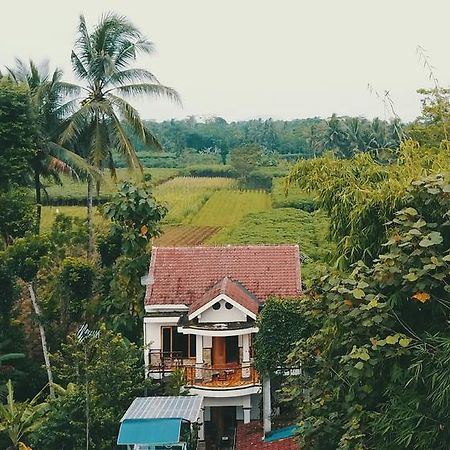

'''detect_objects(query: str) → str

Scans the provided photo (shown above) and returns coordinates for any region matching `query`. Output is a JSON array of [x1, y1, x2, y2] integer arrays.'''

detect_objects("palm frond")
[[108, 93, 162, 151], [114, 39, 155, 69], [106, 68, 159, 88], [109, 110, 143, 171], [75, 15, 93, 68], [71, 50, 90, 81], [59, 101, 100, 145], [48, 142, 103, 182], [114, 83, 181, 105]]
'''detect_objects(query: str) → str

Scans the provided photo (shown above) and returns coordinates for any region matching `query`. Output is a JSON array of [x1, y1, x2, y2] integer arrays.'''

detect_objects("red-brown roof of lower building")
[[188, 276, 261, 316], [145, 245, 301, 306], [236, 422, 298, 450]]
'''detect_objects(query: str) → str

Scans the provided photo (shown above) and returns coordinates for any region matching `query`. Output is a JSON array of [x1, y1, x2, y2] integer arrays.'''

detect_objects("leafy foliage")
[[32, 327, 150, 450], [287, 141, 450, 268], [0, 190, 35, 247], [283, 174, 450, 450], [255, 297, 312, 376], [0, 78, 38, 192], [0, 380, 48, 450]]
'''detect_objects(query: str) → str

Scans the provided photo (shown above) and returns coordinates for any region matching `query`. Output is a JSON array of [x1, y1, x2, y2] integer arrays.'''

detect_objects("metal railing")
[[147, 351, 260, 388], [184, 364, 259, 388]]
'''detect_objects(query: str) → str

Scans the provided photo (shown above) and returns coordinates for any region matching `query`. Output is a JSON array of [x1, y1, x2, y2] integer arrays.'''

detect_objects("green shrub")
[[272, 177, 317, 211], [181, 164, 238, 178]]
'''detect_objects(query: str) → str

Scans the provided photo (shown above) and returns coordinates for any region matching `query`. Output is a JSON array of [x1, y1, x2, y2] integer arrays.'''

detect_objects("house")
[[142, 245, 301, 447]]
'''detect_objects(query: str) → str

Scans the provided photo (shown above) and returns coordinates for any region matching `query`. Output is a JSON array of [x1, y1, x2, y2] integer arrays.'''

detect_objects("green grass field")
[[271, 177, 317, 210], [153, 177, 236, 225], [44, 167, 179, 202], [190, 190, 271, 227], [40, 174, 333, 280], [41, 205, 108, 232], [208, 207, 333, 279]]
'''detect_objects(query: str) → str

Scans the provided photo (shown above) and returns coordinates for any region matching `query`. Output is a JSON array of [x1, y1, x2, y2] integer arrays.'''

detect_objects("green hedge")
[[271, 177, 317, 211], [180, 164, 238, 178]]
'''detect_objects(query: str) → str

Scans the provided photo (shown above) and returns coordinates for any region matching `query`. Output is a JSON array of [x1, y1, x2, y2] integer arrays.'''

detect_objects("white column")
[[143, 322, 149, 378], [198, 407, 205, 441], [242, 334, 250, 378], [263, 376, 271, 435], [243, 395, 251, 424], [195, 334, 203, 379]]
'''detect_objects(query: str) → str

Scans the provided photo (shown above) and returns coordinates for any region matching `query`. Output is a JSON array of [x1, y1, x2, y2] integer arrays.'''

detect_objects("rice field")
[[153, 177, 236, 225], [154, 226, 222, 246], [190, 190, 271, 227], [40, 205, 107, 232], [43, 167, 179, 202]]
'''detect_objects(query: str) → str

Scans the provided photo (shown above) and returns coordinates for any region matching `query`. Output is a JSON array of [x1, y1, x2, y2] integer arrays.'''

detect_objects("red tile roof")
[[236, 422, 298, 450], [188, 276, 261, 316], [145, 245, 301, 306]]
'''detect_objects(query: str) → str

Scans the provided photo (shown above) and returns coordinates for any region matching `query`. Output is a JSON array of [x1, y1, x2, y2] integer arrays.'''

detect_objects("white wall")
[[198, 298, 247, 323]]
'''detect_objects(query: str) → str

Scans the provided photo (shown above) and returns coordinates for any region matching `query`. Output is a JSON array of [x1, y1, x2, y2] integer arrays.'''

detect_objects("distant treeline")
[[124, 115, 403, 167]]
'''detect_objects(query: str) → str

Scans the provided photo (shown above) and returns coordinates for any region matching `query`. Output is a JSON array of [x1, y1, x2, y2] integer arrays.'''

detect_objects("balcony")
[[185, 364, 260, 389], [147, 351, 260, 389]]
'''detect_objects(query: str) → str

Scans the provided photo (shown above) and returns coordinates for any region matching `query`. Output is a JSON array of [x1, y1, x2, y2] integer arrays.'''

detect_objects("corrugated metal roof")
[[121, 396, 202, 423]]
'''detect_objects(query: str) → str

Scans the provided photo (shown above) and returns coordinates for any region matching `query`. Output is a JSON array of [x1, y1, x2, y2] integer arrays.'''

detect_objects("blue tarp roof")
[[264, 425, 299, 442], [117, 396, 202, 446], [117, 418, 181, 445]]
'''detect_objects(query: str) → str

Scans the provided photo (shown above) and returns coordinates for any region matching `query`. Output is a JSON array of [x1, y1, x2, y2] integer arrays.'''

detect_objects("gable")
[[190, 294, 256, 323]]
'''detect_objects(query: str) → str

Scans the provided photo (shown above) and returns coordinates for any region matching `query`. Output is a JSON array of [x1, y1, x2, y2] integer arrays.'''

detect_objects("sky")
[[1, 0, 449, 122]]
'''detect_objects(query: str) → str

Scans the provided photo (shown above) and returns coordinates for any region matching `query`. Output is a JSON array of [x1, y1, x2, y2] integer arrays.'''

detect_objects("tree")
[[6, 59, 98, 231], [229, 144, 264, 179], [0, 78, 37, 192], [0, 190, 35, 247], [283, 174, 450, 450], [0, 380, 48, 450], [5, 235, 55, 398], [31, 327, 151, 450], [100, 181, 167, 339], [286, 140, 449, 269], [61, 13, 180, 257]]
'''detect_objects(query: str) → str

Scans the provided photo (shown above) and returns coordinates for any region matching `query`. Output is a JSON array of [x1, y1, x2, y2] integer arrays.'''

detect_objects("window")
[[161, 326, 196, 358]]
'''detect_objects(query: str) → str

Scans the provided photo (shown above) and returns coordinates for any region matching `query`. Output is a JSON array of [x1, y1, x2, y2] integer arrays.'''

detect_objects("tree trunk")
[[27, 281, 55, 398], [87, 176, 94, 259], [34, 169, 42, 234]]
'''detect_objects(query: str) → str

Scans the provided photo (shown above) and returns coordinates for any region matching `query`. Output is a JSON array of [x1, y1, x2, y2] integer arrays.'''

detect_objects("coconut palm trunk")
[[34, 169, 42, 234], [27, 280, 55, 398], [87, 175, 94, 259]]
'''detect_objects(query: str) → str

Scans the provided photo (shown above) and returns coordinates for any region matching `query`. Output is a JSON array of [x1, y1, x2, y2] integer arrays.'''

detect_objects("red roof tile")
[[188, 276, 261, 316], [145, 245, 301, 306], [236, 422, 298, 450]]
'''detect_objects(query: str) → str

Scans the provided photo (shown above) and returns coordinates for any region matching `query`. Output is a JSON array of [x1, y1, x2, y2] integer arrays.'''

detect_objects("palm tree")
[[6, 62, 99, 232], [0, 380, 48, 450], [61, 13, 180, 257], [6, 60, 99, 232]]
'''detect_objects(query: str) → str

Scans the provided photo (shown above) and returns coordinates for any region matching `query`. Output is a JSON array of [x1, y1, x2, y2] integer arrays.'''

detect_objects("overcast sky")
[[1, 0, 449, 122]]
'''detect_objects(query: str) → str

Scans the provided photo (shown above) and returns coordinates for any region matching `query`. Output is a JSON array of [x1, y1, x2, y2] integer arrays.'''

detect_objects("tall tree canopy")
[[0, 78, 37, 191]]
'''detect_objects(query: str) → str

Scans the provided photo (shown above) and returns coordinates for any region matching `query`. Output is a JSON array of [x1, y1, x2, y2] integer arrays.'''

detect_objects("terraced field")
[[44, 167, 179, 203], [154, 226, 222, 246], [190, 190, 271, 226], [154, 177, 236, 225]]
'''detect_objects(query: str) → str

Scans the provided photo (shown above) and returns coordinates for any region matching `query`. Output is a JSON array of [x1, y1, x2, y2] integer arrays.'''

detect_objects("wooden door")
[[212, 337, 226, 366]]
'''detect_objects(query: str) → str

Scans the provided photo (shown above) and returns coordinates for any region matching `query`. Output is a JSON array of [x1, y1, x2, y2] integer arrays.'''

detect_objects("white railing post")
[[242, 333, 251, 378], [195, 334, 203, 380]]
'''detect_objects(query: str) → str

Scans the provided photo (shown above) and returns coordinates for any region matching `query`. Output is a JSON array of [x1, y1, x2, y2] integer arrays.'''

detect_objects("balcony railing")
[[185, 364, 260, 389], [147, 351, 260, 388]]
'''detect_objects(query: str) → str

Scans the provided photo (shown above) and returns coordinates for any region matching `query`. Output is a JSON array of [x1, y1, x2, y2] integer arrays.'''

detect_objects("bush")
[[272, 177, 318, 211], [180, 164, 238, 178]]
